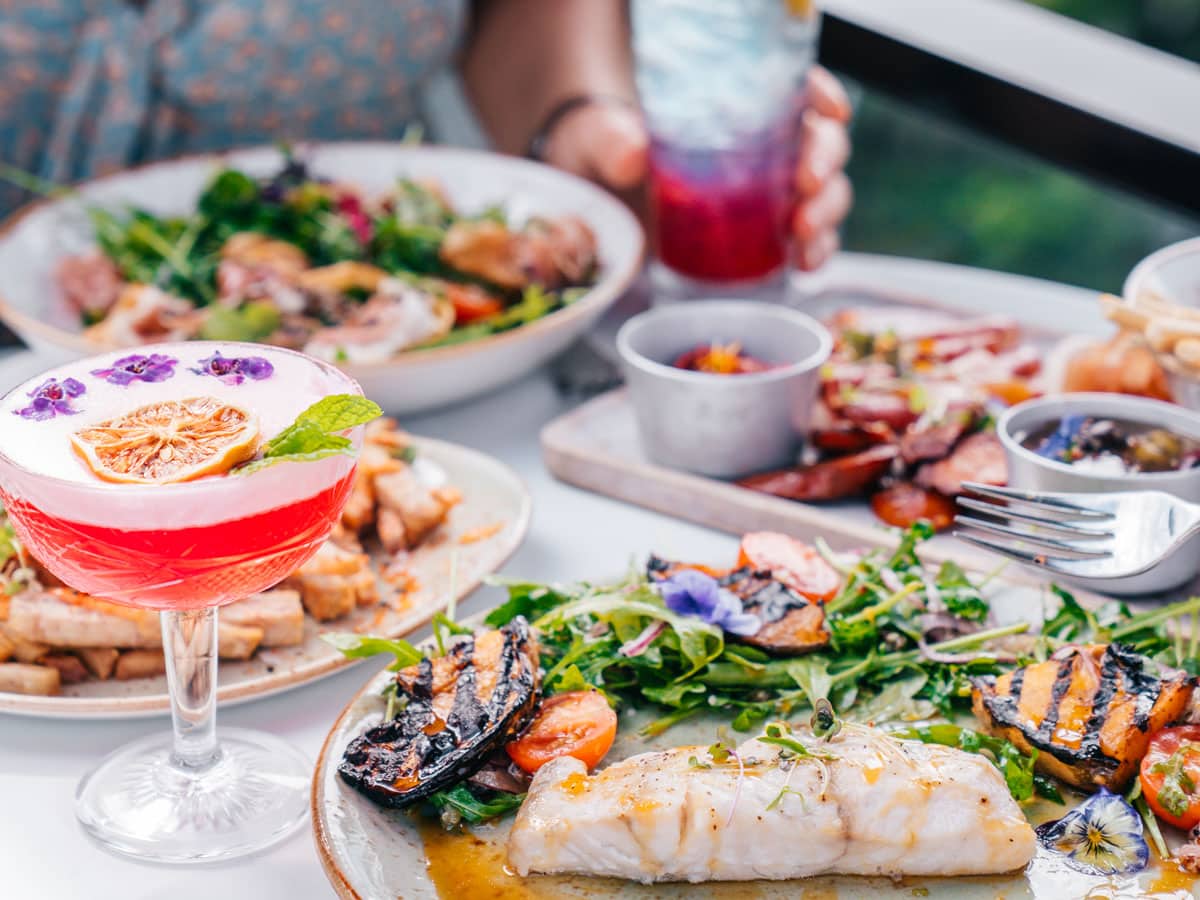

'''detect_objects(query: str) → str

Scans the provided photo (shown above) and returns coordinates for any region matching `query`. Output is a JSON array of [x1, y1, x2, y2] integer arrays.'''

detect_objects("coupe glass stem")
[[162, 606, 220, 771]]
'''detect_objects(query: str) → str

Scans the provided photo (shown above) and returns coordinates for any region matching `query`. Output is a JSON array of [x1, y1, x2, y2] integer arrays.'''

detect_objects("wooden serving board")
[[541, 387, 985, 563], [543, 275, 1114, 573]]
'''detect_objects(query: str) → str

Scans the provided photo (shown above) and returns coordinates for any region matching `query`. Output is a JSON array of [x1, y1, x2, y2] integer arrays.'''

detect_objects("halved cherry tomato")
[[871, 482, 956, 531], [445, 283, 503, 324], [737, 532, 841, 601], [984, 380, 1038, 406], [506, 690, 617, 775], [1140, 725, 1200, 830]]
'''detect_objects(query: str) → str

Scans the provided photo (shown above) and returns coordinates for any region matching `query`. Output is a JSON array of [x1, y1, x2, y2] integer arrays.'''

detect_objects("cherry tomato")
[[445, 283, 503, 324], [1139, 725, 1200, 830], [871, 483, 956, 531], [737, 532, 841, 601], [984, 380, 1038, 406], [506, 690, 617, 775]]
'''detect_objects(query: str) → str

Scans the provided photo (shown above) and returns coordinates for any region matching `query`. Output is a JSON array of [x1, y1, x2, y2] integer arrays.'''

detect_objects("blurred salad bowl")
[[0, 143, 644, 414]]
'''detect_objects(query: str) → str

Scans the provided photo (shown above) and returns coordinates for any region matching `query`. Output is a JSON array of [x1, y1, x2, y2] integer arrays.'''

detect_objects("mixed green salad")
[[32, 153, 599, 360], [332, 524, 1200, 830]]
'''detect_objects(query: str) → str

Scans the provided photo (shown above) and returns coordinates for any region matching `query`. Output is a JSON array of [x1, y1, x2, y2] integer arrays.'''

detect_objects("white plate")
[[311, 571, 1198, 900], [0, 143, 644, 414], [0, 436, 531, 719]]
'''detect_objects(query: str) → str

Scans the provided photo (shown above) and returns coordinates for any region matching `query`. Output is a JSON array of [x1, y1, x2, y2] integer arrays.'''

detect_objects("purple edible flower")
[[191, 352, 274, 386], [91, 353, 178, 386], [13, 377, 86, 420], [656, 569, 762, 636]]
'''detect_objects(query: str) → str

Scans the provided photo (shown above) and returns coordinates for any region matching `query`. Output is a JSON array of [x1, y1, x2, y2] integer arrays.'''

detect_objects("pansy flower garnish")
[[191, 352, 274, 386], [656, 569, 762, 636], [13, 377, 86, 420], [1035, 788, 1149, 875], [91, 353, 178, 386]]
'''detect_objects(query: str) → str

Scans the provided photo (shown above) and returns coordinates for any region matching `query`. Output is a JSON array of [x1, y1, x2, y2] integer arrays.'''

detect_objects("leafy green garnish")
[[320, 632, 424, 670], [237, 394, 382, 474], [1150, 742, 1200, 818], [892, 724, 1060, 803], [425, 785, 526, 827], [759, 722, 835, 760], [935, 560, 989, 622]]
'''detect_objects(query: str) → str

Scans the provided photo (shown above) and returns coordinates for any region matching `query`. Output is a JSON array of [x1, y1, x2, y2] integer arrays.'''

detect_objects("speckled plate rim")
[[0, 436, 531, 720], [309, 563, 1200, 900]]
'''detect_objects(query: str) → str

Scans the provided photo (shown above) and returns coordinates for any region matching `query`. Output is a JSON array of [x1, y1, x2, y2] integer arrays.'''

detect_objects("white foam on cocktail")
[[0, 342, 361, 529]]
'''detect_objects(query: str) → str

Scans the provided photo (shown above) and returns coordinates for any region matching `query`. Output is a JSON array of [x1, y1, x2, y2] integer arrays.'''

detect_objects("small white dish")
[[998, 392, 1200, 595], [615, 300, 831, 479], [1122, 236, 1200, 411]]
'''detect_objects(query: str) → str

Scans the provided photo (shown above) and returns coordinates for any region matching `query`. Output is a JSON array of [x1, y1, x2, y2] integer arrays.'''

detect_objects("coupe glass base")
[[75, 726, 309, 863]]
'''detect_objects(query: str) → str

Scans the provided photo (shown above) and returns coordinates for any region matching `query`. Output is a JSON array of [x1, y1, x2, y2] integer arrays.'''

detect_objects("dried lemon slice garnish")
[[71, 397, 261, 484]]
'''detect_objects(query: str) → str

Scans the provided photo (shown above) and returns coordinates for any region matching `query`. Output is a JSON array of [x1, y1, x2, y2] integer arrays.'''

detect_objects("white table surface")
[[0, 254, 1107, 900]]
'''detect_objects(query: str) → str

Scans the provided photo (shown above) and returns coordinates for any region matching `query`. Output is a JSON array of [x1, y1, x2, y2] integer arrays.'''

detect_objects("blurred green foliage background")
[[839, 0, 1200, 292]]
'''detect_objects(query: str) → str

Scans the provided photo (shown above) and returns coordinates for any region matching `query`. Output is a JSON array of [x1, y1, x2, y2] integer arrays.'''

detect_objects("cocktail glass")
[[0, 341, 364, 863]]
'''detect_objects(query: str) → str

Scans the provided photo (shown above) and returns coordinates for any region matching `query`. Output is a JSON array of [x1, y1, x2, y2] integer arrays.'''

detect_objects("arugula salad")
[[330, 524, 1200, 839]]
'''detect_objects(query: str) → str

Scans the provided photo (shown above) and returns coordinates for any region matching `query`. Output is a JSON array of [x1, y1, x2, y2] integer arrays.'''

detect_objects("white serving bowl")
[[0, 143, 644, 414], [1122, 236, 1200, 412], [998, 392, 1200, 595], [616, 300, 832, 479]]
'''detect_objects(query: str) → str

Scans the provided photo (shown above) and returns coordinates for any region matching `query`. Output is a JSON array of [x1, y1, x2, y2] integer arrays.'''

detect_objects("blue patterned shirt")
[[0, 0, 467, 213]]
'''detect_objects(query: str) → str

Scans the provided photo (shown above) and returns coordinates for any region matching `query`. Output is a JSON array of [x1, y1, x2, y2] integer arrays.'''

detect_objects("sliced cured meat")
[[738, 444, 898, 502], [898, 416, 972, 465], [914, 432, 1006, 497]]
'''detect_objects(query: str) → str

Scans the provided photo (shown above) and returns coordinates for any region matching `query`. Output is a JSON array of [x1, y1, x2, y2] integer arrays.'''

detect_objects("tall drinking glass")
[[633, 0, 820, 301], [0, 341, 364, 862]]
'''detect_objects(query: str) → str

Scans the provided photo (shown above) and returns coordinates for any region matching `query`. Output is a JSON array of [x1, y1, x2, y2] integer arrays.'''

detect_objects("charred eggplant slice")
[[647, 557, 830, 655], [972, 643, 1194, 791], [339, 617, 541, 808]]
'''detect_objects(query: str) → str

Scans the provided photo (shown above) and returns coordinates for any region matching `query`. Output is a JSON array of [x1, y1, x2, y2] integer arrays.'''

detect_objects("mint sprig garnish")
[[236, 394, 382, 475]]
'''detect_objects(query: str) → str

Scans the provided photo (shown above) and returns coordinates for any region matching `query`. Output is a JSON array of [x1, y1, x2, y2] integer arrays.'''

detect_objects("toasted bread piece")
[[373, 468, 455, 550], [114, 649, 166, 681], [39, 653, 90, 685], [972, 643, 1194, 791], [6, 589, 158, 648], [0, 662, 60, 695], [351, 569, 380, 608], [222, 590, 305, 647], [0, 623, 49, 664], [217, 622, 264, 660], [78, 647, 120, 680]]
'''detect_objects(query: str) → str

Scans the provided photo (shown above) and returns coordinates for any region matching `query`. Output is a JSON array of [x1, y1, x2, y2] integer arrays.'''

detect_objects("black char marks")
[[338, 617, 541, 808], [971, 642, 1194, 791]]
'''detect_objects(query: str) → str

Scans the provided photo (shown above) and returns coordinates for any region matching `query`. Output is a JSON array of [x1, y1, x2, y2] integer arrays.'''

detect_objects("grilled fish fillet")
[[972, 643, 1194, 791], [507, 726, 1035, 883]]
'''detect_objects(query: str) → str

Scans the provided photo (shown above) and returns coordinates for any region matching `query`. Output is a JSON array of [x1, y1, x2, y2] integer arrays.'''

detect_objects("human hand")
[[792, 66, 853, 271], [541, 67, 853, 270]]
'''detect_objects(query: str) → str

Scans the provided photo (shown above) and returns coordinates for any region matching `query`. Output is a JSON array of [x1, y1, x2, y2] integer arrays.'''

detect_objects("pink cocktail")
[[0, 341, 367, 862]]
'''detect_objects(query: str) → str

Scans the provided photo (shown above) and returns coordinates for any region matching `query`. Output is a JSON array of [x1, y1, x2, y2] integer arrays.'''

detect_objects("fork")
[[953, 482, 1200, 580]]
